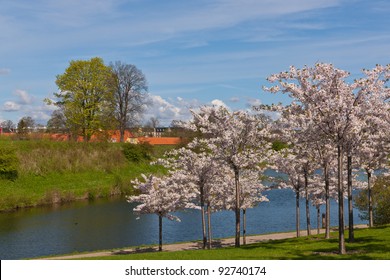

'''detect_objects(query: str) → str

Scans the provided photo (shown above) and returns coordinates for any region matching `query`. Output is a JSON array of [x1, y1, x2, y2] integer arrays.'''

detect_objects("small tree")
[[1, 120, 15, 133], [222, 170, 268, 245], [270, 150, 304, 237], [17, 116, 35, 137], [355, 175, 390, 225], [127, 174, 196, 251], [157, 145, 221, 249]]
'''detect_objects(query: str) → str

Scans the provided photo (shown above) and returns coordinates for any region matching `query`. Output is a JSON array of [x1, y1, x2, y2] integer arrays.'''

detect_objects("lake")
[[0, 188, 365, 259]]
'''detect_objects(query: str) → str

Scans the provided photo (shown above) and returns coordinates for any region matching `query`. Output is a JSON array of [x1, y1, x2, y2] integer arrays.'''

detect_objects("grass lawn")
[[80, 226, 390, 260], [0, 162, 165, 211]]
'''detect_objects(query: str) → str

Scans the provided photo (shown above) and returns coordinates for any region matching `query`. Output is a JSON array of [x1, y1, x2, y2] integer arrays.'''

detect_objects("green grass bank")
[[0, 137, 173, 212], [80, 225, 390, 260]]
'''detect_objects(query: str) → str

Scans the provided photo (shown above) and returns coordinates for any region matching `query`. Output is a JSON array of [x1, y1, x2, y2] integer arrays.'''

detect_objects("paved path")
[[41, 225, 367, 260]]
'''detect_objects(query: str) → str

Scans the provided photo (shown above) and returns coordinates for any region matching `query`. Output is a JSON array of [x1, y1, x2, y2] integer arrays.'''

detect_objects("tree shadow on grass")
[[232, 236, 388, 260]]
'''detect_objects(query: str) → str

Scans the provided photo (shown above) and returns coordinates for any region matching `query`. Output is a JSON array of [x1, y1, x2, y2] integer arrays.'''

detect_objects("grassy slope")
[[0, 138, 171, 211], [82, 226, 390, 260]]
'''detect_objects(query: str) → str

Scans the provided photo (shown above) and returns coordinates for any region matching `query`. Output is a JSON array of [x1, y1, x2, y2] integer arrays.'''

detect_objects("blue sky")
[[1, 0, 390, 126]]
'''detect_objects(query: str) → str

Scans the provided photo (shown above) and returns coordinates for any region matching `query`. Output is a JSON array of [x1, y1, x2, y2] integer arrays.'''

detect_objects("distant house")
[[153, 127, 168, 137]]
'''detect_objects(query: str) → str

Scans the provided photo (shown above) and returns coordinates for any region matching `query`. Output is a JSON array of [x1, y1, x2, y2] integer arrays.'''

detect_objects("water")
[[0, 189, 365, 259]]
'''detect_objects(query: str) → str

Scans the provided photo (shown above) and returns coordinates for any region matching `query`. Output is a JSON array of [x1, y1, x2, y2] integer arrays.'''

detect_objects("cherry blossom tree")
[[309, 176, 327, 235], [216, 169, 268, 244], [156, 144, 222, 249], [312, 142, 337, 239], [264, 63, 359, 254], [269, 150, 304, 237], [353, 64, 390, 227], [238, 171, 268, 245], [183, 105, 272, 247], [127, 174, 197, 251], [356, 138, 389, 227]]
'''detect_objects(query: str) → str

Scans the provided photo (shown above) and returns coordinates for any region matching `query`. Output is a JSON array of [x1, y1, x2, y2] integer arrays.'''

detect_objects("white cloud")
[[246, 98, 262, 108], [211, 99, 229, 108], [0, 0, 343, 55], [29, 110, 52, 123], [144, 95, 201, 126], [0, 68, 10, 75], [3, 101, 21, 111], [145, 95, 240, 126], [14, 89, 34, 105], [229, 97, 240, 103], [137, 0, 341, 36]]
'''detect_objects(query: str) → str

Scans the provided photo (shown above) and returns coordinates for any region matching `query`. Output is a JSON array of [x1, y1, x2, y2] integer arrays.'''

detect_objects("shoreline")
[[38, 224, 368, 260]]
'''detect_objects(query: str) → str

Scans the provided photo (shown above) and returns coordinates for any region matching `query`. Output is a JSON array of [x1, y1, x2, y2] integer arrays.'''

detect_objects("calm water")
[[0, 189, 365, 259]]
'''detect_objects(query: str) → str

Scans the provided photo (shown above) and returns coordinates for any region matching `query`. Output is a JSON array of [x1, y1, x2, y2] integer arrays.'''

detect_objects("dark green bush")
[[122, 143, 153, 162], [0, 146, 19, 180], [355, 175, 390, 225]]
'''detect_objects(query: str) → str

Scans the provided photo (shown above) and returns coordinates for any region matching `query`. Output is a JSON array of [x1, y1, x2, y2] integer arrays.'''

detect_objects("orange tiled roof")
[[137, 137, 181, 145], [0, 131, 182, 145]]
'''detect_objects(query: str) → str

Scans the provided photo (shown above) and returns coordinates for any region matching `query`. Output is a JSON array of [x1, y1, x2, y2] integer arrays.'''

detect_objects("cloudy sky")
[[1, 0, 389, 126]]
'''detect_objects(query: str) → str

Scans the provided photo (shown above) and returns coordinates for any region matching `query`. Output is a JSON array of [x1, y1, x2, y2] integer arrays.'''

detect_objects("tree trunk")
[[295, 187, 300, 238], [304, 172, 311, 236], [158, 215, 163, 252], [200, 186, 207, 249], [243, 208, 247, 245], [207, 204, 212, 249], [234, 167, 241, 247], [367, 170, 374, 227], [119, 127, 125, 143], [347, 153, 354, 242], [317, 206, 320, 235], [83, 127, 88, 142], [324, 163, 331, 239], [337, 144, 346, 255]]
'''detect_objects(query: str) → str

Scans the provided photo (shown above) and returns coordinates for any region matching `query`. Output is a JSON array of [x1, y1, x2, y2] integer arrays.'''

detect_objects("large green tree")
[[51, 57, 115, 141]]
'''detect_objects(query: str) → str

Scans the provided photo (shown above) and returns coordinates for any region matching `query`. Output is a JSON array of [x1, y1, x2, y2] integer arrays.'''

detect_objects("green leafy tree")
[[0, 146, 18, 180], [355, 175, 390, 225], [49, 57, 115, 141]]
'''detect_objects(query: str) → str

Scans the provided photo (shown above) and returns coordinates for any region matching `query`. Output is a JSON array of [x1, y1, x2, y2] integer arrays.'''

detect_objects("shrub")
[[355, 175, 390, 225], [122, 143, 153, 162], [0, 146, 19, 180]]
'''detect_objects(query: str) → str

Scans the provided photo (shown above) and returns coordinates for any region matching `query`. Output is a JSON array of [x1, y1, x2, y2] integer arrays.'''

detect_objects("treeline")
[[45, 58, 150, 142], [1, 58, 150, 142]]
